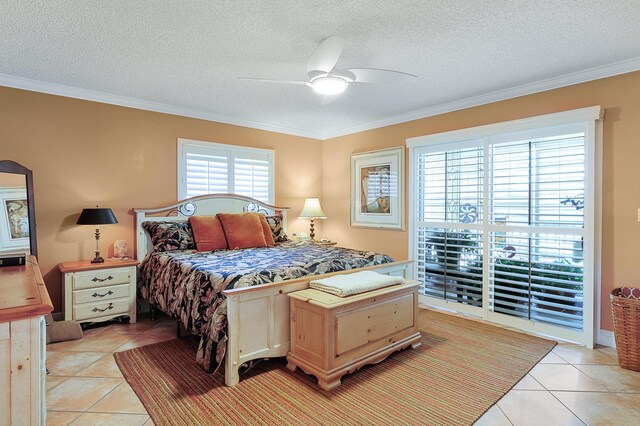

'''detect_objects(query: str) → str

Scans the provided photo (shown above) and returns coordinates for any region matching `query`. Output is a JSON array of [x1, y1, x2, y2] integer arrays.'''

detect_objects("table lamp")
[[298, 197, 326, 241], [77, 207, 118, 263]]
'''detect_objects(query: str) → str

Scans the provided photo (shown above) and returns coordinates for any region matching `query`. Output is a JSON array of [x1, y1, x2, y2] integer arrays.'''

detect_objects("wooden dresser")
[[286, 280, 421, 390], [0, 256, 53, 426]]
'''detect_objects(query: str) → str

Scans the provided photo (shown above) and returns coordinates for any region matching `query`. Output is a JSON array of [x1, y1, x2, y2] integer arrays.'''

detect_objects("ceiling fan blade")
[[307, 36, 344, 75], [238, 77, 310, 86], [345, 68, 418, 84]]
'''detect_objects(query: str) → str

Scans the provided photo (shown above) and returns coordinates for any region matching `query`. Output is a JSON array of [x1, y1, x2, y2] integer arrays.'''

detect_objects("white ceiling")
[[1, 1, 640, 139]]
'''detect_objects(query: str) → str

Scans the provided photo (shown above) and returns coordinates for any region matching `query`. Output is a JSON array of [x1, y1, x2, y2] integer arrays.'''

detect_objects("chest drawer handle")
[[91, 290, 114, 298], [91, 275, 114, 283], [91, 303, 114, 313]]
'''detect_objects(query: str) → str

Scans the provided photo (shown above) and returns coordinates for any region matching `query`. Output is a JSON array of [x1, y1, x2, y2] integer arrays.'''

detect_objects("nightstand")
[[59, 258, 139, 324], [315, 240, 337, 246]]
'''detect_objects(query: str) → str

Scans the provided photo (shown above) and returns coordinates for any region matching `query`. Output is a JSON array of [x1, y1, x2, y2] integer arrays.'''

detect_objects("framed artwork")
[[351, 147, 405, 230], [0, 188, 30, 251]]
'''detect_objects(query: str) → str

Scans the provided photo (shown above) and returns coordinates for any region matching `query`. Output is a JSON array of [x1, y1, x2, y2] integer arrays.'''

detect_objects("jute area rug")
[[114, 309, 555, 426]]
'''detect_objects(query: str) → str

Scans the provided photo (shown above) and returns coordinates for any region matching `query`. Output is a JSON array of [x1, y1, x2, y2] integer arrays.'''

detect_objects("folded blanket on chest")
[[309, 270, 403, 297]]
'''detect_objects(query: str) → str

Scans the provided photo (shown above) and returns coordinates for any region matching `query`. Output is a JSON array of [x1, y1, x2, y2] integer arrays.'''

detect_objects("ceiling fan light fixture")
[[311, 76, 348, 95]]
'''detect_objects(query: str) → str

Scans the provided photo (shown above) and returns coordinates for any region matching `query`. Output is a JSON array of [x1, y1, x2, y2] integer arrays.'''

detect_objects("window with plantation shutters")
[[408, 107, 601, 346], [178, 139, 274, 204]]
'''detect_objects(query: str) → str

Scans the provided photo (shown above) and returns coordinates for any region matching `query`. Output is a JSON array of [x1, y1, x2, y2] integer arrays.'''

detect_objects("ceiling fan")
[[238, 36, 418, 102]]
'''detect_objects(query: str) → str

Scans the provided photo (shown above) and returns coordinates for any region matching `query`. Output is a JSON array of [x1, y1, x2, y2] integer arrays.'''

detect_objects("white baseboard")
[[597, 329, 616, 348]]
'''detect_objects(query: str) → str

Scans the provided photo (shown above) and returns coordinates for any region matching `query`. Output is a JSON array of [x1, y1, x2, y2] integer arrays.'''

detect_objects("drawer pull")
[[91, 275, 114, 283], [91, 303, 114, 313], [91, 290, 114, 298]]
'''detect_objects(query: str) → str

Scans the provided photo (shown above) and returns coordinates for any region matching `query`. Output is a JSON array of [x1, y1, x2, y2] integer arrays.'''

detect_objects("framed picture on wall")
[[0, 188, 30, 252], [351, 147, 405, 230]]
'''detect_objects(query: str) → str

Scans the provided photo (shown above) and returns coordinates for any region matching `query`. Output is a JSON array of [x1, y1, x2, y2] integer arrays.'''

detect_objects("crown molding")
[[0, 74, 325, 140], [1, 55, 640, 141], [320, 56, 640, 140], [406, 106, 601, 147]]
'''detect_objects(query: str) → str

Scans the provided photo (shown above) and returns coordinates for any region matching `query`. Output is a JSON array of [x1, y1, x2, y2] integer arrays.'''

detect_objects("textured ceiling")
[[1, 0, 640, 139]]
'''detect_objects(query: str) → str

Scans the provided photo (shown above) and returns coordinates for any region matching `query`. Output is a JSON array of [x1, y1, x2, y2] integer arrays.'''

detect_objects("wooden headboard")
[[133, 194, 290, 261]]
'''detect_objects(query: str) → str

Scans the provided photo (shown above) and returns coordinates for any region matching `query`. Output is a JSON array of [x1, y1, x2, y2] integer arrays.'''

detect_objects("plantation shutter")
[[416, 142, 484, 307], [233, 156, 271, 202], [184, 148, 229, 198], [179, 140, 274, 203], [489, 129, 585, 329]]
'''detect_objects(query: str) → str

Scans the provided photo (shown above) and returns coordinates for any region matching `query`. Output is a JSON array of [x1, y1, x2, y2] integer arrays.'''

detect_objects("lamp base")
[[91, 230, 104, 263], [309, 219, 316, 241]]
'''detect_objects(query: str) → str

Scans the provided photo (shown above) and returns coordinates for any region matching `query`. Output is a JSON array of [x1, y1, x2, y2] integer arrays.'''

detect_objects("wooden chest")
[[286, 280, 421, 390]]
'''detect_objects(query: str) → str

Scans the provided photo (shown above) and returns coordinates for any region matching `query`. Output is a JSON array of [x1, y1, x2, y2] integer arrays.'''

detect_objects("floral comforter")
[[138, 241, 394, 373]]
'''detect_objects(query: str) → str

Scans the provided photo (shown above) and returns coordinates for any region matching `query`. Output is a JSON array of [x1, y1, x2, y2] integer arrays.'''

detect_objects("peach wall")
[[2, 70, 638, 333], [0, 86, 323, 312], [0, 172, 28, 187], [322, 71, 640, 332]]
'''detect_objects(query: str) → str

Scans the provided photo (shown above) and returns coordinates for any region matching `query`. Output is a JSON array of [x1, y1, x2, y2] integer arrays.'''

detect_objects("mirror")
[[0, 160, 37, 258]]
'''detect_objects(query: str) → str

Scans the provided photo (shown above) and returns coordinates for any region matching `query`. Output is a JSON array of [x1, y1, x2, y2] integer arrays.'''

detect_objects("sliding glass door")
[[409, 110, 600, 346]]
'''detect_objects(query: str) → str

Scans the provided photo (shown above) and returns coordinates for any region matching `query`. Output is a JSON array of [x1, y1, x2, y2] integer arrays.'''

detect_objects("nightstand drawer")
[[72, 267, 131, 290], [73, 284, 130, 305], [74, 298, 130, 321]]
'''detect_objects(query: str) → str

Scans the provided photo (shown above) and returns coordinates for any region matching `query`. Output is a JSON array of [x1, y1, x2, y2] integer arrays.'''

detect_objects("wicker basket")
[[611, 287, 640, 371]]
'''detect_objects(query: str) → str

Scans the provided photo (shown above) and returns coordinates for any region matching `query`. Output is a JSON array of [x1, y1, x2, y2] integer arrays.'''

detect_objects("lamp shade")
[[76, 208, 118, 225], [298, 198, 327, 219]]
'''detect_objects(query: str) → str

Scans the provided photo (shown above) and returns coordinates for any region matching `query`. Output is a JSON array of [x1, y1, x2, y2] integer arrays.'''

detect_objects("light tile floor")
[[45, 315, 175, 425], [470, 324, 640, 425], [46, 312, 640, 425]]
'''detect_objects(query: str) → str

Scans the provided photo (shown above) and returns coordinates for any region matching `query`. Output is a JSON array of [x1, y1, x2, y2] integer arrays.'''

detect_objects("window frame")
[[407, 106, 603, 347], [177, 138, 275, 204]]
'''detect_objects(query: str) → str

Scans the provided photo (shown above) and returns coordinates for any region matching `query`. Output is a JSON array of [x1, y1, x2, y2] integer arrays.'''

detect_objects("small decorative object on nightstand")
[[298, 197, 326, 241], [59, 258, 139, 324], [113, 239, 128, 258], [76, 207, 118, 263]]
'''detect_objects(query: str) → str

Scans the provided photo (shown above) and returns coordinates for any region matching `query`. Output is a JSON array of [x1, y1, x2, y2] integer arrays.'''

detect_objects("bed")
[[134, 194, 411, 386]]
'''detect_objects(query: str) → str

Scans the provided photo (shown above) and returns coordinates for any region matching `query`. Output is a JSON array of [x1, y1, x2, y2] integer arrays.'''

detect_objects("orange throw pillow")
[[217, 212, 267, 250], [188, 216, 228, 252], [259, 214, 276, 246]]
